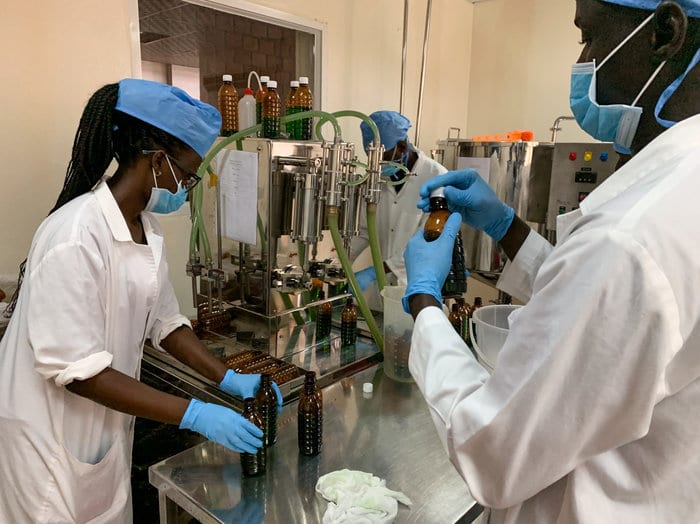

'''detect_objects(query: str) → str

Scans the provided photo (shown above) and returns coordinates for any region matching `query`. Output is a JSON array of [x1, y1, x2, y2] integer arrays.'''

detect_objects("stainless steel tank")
[[437, 139, 539, 277]]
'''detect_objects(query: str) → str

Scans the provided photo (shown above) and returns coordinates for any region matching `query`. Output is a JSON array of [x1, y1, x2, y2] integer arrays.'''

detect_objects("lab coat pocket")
[[51, 437, 130, 523]]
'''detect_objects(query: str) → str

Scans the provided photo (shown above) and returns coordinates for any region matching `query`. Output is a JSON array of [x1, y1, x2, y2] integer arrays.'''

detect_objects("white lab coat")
[[352, 151, 446, 301], [409, 114, 700, 523], [0, 182, 189, 523]]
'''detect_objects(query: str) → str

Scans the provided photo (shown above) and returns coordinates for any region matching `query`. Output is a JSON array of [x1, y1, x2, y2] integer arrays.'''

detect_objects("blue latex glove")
[[219, 369, 283, 414], [354, 266, 377, 292], [212, 499, 264, 524], [402, 213, 463, 313], [417, 169, 515, 241], [179, 399, 263, 454]]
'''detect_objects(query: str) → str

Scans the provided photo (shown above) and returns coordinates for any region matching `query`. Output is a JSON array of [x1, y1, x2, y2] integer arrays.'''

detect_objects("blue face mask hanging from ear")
[[144, 155, 188, 214], [569, 13, 670, 155]]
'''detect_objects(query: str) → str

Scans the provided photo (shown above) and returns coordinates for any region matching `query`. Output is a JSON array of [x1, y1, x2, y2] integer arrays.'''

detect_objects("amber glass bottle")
[[449, 303, 462, 334], [297, 76, 313, 140], [340, 297, 358, 346], [284, 80, 300, 139], [255, 75, 269, 127], [467, 297, 483, 346], [255, 373, 278, 447], [298, 372, 323, 456], [316, 291, 332, 339], [423, 188, 467, 297], [240, 398, 266, 477], [218, 74, 238, 136], [457, 297, 470, 341]]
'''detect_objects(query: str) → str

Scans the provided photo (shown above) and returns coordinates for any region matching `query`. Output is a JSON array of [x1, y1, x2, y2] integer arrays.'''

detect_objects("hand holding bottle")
[[402, 213, 463, 313], [417, 169, 515, 241], [179, 399, 263, 454], [219, 369, 283, 414]]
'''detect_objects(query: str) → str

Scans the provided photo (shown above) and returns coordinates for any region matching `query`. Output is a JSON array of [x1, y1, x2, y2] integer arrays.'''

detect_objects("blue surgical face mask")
[[144, 156, 187, 214], [570, 13, 668, 155]]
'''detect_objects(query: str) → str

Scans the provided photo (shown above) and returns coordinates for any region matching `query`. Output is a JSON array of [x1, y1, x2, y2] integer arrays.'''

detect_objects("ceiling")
[[139, 0, 210, 68]]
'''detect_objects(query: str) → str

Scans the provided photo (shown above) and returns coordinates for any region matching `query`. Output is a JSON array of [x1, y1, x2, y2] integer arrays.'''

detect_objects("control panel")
[[546, 143, 618, 230]]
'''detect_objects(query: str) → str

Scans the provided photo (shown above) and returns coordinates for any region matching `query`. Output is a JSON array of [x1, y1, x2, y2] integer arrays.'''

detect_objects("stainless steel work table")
[[148, 365, 482, 523]]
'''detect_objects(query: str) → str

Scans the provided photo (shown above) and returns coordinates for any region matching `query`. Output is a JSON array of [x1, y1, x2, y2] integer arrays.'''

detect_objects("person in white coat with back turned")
[[0, 79, 281, 522], [402, 0, 700, 522]]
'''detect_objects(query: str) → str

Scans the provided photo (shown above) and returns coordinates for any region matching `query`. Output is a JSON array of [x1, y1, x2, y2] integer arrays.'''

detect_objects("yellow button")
[[584, 151, 593, 162]]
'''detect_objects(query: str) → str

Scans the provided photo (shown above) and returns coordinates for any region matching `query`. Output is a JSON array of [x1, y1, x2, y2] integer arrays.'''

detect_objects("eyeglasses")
[[142, 150, 202, 192], [166, 154, 202, 191]]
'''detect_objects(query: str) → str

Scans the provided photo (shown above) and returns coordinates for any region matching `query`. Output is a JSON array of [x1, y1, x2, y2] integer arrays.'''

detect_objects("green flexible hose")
[[328, 207, 384, 352], [280, 110, 341, 139], [312, 111, 387, 295], [280, 292, 305, 326], [366, 203, 387, 291], [315, 110, 381, 146]]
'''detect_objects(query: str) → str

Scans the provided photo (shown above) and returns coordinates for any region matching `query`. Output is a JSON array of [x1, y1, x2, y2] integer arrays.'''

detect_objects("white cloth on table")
[[316, 469, 412, 523]]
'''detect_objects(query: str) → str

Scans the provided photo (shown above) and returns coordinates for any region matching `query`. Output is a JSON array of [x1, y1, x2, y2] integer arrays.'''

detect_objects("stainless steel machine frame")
[[206, 138, 372, 360], [435, 134, 619, 278]]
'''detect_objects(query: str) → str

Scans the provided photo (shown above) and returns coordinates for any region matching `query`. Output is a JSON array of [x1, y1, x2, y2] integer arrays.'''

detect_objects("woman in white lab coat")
[[0, 79, 280, 523], [403, 0, 700, 522]]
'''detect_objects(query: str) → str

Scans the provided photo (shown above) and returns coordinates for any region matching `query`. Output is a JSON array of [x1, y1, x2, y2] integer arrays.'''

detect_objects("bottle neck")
[[260, 374, 271, 388], [243, 399, 256, 414], [429, 196, 449, 212]]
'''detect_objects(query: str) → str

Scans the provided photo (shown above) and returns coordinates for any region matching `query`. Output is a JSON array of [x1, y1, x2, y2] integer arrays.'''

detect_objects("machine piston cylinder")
[[364, 144, 384, 204]]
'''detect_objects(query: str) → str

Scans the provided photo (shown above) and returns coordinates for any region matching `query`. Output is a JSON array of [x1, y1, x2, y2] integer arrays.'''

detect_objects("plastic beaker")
[[380, 285, 414, 383], [469, 304, 522, 372]]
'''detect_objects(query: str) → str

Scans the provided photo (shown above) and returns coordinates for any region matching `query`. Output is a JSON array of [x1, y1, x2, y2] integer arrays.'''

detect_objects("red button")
[[569, 152, 577, 161]]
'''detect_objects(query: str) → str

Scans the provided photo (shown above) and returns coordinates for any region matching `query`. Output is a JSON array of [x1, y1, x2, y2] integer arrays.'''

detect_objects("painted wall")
[[467, 0, 591, 143], [0, 0, 134, 293]]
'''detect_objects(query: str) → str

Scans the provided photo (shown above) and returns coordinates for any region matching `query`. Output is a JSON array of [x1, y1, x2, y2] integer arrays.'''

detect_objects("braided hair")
[[5, 82, 190, 317]]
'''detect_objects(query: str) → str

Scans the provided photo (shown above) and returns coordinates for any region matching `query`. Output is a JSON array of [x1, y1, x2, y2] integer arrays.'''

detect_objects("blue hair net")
[[360, 111, 412, 152], [115, 79, 221, 158], [600, 0, 700, 17]]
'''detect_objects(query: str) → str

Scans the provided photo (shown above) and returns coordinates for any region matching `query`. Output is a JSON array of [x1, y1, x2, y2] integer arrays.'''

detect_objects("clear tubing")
[[327, 207, 384, 352], [247, 70, 262, 91], [346, 173, 370, 186], [366, 203, 387, 291]]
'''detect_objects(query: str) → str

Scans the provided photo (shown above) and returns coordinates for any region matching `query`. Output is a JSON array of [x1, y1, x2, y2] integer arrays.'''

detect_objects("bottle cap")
[[363, 382, 373, 394], [429, 187, 445, 198], [267, 80, 277, 89], [244, 87, 254, 96], [299, 76, 309, 84], [290, 80, 299, 88], [222, 74, 233, 82], [260, 75, 270, 83]]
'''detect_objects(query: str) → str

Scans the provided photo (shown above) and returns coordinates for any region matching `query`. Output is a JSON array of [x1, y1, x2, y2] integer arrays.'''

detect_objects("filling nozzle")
[[186, 253, 203, 308]]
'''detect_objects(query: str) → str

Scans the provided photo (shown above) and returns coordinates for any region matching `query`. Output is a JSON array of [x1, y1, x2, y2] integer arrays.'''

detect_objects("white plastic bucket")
[[469, 304, 522, 372]]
